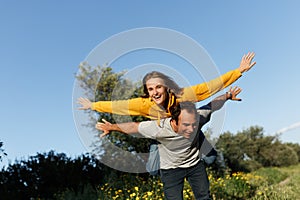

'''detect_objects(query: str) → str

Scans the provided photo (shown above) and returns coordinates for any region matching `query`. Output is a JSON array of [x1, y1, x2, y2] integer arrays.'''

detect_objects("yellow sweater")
[[91, 69, 242, 119]]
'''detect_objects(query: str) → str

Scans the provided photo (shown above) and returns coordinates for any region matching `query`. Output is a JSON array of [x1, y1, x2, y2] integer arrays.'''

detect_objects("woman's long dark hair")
[[142, 71, 183, 98]]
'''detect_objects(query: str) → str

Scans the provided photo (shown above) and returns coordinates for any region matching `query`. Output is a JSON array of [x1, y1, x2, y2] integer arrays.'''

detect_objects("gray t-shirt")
[[138, 118, 200, 169]]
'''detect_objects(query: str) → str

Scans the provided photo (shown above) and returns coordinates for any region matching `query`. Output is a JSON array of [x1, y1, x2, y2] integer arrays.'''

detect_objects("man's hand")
[[227, 86, 242, 101], [77, 97, 92, 110], [95, 119, 112, 137], [238, 52, 256, 73]]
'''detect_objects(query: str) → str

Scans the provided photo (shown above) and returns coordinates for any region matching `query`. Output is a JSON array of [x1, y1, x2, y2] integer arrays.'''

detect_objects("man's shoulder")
[[139, 118, 171, 127], [138, 119, 161, 132], [138, 118, 173, 138]]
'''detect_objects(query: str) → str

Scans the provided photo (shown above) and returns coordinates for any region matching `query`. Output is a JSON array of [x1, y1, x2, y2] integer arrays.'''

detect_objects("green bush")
[[54, 184, 99, 200]]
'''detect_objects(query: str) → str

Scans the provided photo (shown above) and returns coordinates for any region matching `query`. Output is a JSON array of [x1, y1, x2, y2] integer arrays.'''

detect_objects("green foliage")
[[0, 141, 7, 163], [1, 150, 300, 199], [86, 165, 300, 200], [0, 151, 107, 199], [286, 142, 300, 162], [208, 165, 299, 200], [250, 165, 300, 200], [216, 126, 299, 172], [252, 167, 288, 185], [56, 174, 164, 200], [54, 184, 100, 200], [266, 141, 298, 167], [86, 164, 300, 199], [205, 168, 263, 200], [76, 63, 153, 172]]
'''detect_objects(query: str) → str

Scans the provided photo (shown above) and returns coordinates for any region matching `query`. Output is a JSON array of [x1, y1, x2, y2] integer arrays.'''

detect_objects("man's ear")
[[170, 119, 178, 133]]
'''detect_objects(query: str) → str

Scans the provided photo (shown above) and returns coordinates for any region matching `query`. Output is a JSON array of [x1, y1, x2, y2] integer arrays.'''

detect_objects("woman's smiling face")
[[146, 77, 168, 106]]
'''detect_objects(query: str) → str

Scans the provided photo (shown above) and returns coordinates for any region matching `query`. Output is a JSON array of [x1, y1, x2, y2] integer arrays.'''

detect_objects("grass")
[[250, 164, 300, 200], [277, 164, 300, 197]]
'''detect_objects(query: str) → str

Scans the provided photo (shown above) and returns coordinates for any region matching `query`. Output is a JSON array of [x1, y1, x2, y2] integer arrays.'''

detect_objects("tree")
[[0, 150, 108, 199], [75, 63, 153, 172], [0, 141, 7, 163], [216, 126, 299, 172], [260, 140, 298, 167], [286, 142, 300, 162]]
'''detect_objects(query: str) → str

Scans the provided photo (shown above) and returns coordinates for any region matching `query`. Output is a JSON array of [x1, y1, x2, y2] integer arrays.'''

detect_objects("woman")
[[78, 52, 256, 120]]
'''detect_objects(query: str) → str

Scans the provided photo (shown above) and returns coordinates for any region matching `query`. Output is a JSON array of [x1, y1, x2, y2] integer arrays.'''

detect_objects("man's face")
[[173, 109, 199, 139], [146, 77, 168, 106]]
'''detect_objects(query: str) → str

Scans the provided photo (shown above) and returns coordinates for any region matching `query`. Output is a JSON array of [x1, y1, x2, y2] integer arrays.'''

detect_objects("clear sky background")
[[1, 1, 300, 168]]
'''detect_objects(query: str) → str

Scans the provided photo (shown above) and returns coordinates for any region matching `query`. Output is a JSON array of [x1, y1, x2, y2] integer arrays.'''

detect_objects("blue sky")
[[1, 1, 300, 167]]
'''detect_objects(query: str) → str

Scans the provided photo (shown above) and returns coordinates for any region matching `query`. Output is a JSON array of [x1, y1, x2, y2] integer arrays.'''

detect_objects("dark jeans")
[[160, 160, 211, 200]]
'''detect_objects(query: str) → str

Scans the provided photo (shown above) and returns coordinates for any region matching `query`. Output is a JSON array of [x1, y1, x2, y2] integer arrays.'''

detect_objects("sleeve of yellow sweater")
[[91, 97, 151, 116], [181, 69, 242, 101]]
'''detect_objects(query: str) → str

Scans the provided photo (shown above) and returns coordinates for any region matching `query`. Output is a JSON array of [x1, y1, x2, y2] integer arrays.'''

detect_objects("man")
[[96, 87, 242, 200], [146, 86, 242, 176]]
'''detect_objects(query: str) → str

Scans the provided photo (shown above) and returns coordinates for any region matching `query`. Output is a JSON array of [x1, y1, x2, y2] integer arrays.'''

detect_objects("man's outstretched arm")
[[209, 86, 242, 112], [197, 86, 242, 126], [95, 119, 140, 137]]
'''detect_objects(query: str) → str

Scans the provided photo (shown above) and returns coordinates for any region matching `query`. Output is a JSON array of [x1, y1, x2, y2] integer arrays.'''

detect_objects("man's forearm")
[[210, 93, 228, 112], [109, 122, 140, 134]]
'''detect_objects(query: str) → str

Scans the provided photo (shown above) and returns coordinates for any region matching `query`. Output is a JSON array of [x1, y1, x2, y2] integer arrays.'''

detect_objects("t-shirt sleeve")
[[138, 121, 161, 139], [197, 105, 212, 126]]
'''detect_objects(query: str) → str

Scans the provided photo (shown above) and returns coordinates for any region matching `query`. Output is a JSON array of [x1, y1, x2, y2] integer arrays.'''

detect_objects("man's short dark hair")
[[170, 101, 197, 124]]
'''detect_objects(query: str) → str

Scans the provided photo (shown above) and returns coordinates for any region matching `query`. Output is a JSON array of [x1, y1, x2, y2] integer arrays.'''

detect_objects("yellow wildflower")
[[147, 191, 153, 196], [130, 193, 136, 197]]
